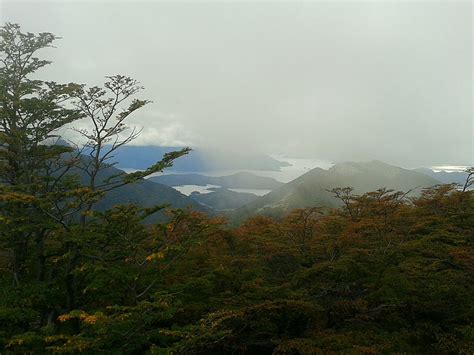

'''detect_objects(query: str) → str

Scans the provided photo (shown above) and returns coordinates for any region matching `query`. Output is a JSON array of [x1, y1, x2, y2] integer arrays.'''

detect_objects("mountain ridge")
[[232, 160, 440, 221], [70, 159, 211, 222], [149, 171, 283, 190]]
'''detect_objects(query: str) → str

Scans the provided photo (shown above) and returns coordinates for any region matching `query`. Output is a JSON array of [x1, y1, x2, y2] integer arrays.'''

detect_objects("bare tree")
[[73, 75, 190, 226]]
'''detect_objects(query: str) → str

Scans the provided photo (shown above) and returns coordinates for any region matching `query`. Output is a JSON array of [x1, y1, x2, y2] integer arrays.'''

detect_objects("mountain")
[[107, 146, 290, 172], [233, 161, 440, 221], [149, 171, 283, 190], [72, 162, 210, 222], [93, 177, 211, 219], [189, 188, 259, 211], [414, 167, 468, 186]]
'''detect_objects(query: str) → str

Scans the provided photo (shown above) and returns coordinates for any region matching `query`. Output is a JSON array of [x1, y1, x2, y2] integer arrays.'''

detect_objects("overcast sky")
[[2, 1, 472, 167]]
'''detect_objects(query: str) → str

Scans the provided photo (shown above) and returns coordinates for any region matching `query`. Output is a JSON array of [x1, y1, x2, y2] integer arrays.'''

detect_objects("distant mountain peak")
[[232, 160, 440, 222]]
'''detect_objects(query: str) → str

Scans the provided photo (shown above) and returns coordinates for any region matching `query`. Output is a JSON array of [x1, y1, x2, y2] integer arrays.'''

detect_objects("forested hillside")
[[1, 24, 473, 354], [71, 156, 210, 220], [233, 161, 440, 221]]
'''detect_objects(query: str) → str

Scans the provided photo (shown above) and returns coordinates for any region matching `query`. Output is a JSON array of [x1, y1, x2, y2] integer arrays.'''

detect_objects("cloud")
[[3, 1, 472, 167], [131, 122, 194, 147], [60, 109, 194, 147]]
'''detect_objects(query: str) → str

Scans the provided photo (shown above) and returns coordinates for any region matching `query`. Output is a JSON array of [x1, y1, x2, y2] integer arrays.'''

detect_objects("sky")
[[1, 0, 473, 167]]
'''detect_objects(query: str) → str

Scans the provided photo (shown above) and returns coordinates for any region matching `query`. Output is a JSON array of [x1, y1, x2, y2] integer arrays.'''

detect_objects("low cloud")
[[4, 1, 472, 167]]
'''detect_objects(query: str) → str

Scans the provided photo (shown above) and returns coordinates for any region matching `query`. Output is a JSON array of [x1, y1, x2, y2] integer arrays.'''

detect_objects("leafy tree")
[[0, 23, 190, 350], [0, 23, 85, 290]]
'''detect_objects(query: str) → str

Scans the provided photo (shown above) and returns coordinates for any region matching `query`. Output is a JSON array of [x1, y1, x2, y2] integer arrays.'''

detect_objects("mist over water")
[[431, 166, 471, 173]]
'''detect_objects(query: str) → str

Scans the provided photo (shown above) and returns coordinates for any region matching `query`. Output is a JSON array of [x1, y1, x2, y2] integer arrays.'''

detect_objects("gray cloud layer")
[[2, 1, 472, 167]]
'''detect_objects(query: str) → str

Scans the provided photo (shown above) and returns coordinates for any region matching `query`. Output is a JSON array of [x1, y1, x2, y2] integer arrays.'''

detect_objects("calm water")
[[173, 184, 220, 195]]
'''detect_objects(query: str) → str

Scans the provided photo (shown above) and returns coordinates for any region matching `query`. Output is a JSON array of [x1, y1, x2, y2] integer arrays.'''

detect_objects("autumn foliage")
[[1, 184, 473, 353]]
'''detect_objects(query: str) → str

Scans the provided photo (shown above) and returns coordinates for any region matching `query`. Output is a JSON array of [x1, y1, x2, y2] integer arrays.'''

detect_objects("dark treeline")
[[1, 24, 473, 354]]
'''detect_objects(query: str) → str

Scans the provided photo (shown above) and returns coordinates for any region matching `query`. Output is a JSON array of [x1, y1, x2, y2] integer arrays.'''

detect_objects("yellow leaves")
[[6, 337, 25, 347], [57, 313, 74, 322], [146, 251, 165, 262], [65, 187, 91, 197], [0, 192, 36, 203], [57, 311, 103, 326], [45, 335, 92, 352], [82, 315, 98, 325], [45, 334, 68, 342]]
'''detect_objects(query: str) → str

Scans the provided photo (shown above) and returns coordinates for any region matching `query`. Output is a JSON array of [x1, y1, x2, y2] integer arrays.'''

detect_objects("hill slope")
[[233, 161, 440, 220], [189, 188, 258, 211], [73, 163, 210, 222]]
